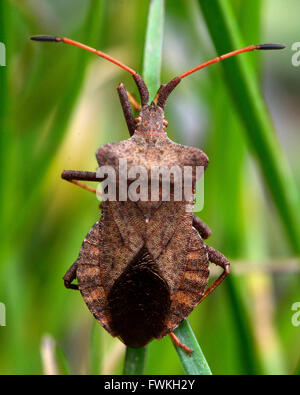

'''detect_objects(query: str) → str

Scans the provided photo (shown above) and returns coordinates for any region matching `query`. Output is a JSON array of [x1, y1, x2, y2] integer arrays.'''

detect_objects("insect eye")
[[134, 116, 142, 124], [163, 119, 168, 127]]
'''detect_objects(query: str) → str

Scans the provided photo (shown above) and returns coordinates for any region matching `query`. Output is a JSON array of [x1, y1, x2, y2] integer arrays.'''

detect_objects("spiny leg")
[[193, 215, 212, 239], [199, 244, 230, 303], [169, 332, 193, 355], [63, 262, 78, 290]]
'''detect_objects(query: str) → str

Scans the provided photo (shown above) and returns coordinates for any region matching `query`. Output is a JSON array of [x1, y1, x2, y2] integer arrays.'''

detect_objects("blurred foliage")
[[0, 0, 299, 375]]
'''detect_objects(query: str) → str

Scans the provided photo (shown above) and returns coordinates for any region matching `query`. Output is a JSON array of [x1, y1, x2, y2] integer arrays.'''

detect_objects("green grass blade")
[[123, 347, 147, 375], [55, 344, 72, 375], [198, 0, 265, 374], [206, 86, 262, 374], [11, 0, 105, 245], [125, 0, 211, 375], [123, 0, 166, 374], [296, 357, 300, 375], [173, 319, 212, 375], [198, 0, 300, 254], [143, 0, 165, 100], [33, 0, 105, 183], [225, 277, 261, 374], [0, 0, 13, 246], [0, 0, 7, 238], [89, 320, 101, 375]]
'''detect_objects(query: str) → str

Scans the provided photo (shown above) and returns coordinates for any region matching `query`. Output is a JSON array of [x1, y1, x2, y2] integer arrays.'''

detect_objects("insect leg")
[[199, 245, 230, 303], [61, 170, 102, 182], [193, 215, 212, 239], [169, 332, 193, 355], [63, 263, 78, 290], [61, 170, 104, 195]]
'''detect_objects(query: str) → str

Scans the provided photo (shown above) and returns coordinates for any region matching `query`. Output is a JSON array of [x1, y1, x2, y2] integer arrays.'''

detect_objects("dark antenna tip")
[[30, 35, 61, 42], [256, 44, 285, 50]]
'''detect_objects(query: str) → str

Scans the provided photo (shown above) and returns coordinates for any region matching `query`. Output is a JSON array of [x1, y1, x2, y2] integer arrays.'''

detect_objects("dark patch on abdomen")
[[107, 247, 170, 348]]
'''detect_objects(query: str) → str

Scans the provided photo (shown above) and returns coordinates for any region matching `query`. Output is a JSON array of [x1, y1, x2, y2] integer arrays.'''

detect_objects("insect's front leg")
[[192, 215, 212, 239], [63, 262, 78, 290], [61, 170, 104, 195]]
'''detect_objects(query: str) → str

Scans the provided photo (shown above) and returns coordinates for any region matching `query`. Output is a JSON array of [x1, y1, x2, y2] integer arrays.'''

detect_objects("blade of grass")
[[89, 320, 101, 375], [296, 357, 300, 375], [10, 0, 105, 248], [0, 0, 106, 374], [207, 86, 261, 374], [36, 1, 103, 172], [195, 0, 286, 374], [124, 0, 166, 374], [173, 319, 212, 375], [55, 343, 72, 375], [125, 0, 212, 375], [33, 0, 105, 178], [0, 0, 7, 221], [0, 1, 31, 374], [194, 0, 289, 374], [123, 347, 147, 375], [198, 0, 300, 254], [201, 0, 264, 374], [0, 0, 14, 251], [40, 335, 59, 375], [142, 0, 165, 100]]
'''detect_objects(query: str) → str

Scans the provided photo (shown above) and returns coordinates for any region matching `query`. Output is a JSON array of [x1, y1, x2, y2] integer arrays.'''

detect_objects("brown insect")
[[31, 36, 284, 353]]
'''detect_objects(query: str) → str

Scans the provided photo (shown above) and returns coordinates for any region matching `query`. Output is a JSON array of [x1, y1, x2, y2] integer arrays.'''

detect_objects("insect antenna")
[[30, 36, 149, 106], [157, 43, 285, 109]]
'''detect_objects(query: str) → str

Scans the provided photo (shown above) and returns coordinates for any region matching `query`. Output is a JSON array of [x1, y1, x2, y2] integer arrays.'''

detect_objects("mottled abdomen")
[[75, 212, 209, 346]]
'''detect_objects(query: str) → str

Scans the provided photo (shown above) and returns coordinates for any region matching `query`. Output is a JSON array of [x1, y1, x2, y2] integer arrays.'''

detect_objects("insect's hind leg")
[[63, 262, 79, 290], [193, 215, 212, 239], [169, 332, 193, 355], [199, 244, 230, 303]]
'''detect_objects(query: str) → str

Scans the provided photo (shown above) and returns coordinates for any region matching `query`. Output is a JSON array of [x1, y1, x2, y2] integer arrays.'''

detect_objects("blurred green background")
[[0, 0, 299, 374]]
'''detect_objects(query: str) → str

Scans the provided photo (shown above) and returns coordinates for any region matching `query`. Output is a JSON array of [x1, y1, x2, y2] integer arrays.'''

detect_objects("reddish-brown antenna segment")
[[156, 43, 285, 108], [30, 35, 137, 75], [178, 44, 285, 79]]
